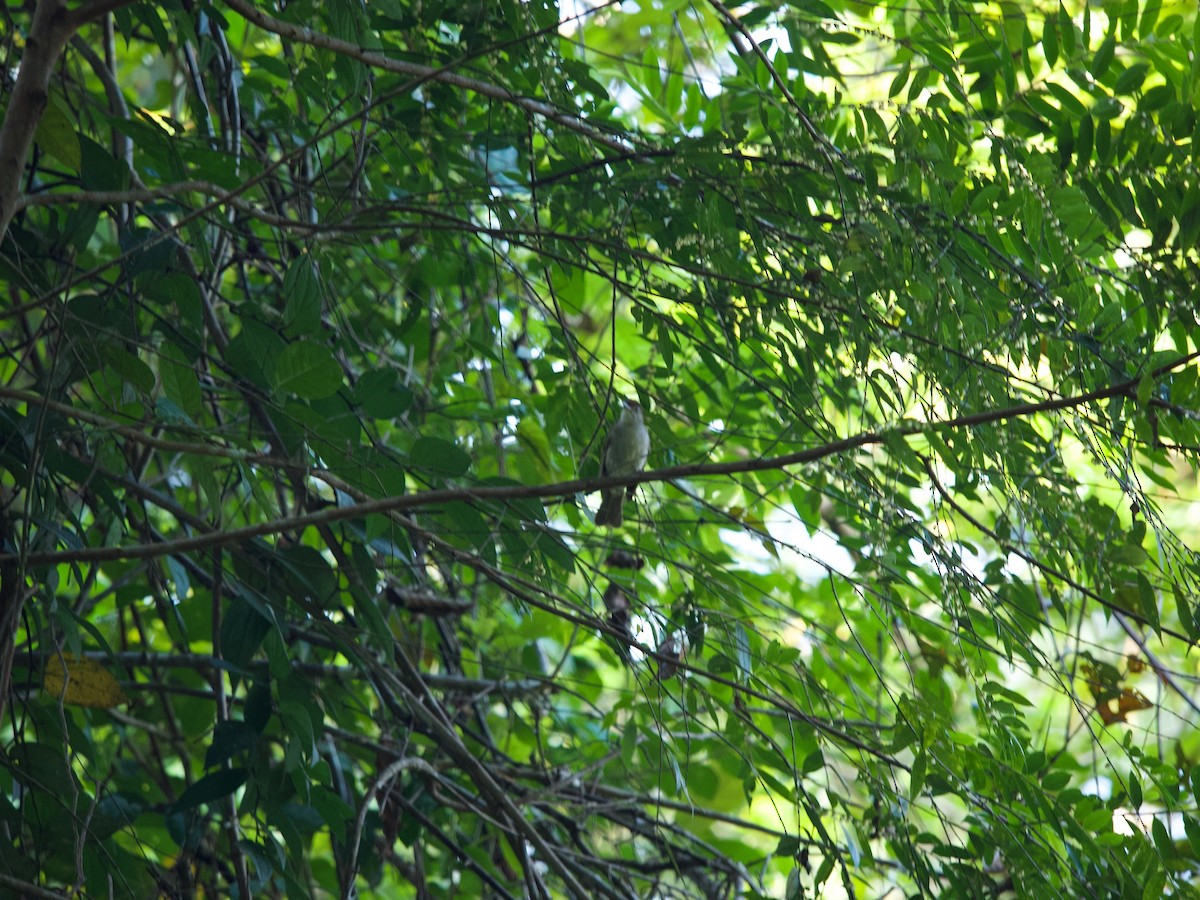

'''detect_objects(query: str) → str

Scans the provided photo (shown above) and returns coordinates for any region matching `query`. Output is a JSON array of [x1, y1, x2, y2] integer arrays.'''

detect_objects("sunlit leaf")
[[43, 654, 128, 708]]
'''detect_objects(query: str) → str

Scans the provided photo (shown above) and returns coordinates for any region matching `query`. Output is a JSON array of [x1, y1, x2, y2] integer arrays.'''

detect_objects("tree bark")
[[0, 0, 73, 243]]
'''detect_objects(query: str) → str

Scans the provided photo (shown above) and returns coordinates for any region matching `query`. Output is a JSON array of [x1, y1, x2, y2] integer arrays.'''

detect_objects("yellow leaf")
[[44, 654, 129, 708]]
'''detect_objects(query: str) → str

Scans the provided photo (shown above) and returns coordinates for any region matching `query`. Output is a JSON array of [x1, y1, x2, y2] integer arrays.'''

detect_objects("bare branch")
[[15, 181, 236, 211]]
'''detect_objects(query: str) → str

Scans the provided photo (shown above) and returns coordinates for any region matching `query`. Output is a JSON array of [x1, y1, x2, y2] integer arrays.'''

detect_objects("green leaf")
[[204, 721, 260, 769], [171, 768, 248, 812], [155, 396, 193, 427], [1043, 20, 1059, 67], [813, 853, 835, 887], [1058, 3, 1076, 57], [244, 681, 273, 732], [225, 318, 285, 388], [801, 749, 825, 774], [220, 598, 273, 671], [101, 346, 155, 394], [159, 342, 203, 416], [1042, 770, 1071, 791], [282, 257, 323, 336], [1185, 814, 1200, 858], [888, 61, 910, 99], [621, 718, 638, 770], [443, 501, 490, 551], [531, 527, 575, 572], [1113, 63, 1149, 95], [79, 134, 129, 191], [354, 369, 413, 419], [1091, 96, 1123, 119], [273, 340, 343, 399], [732, 622, 752, 681], [91, 793, 144, 840], [909, 747, 926, 800], [410, 436, 471, 477], [34, 95, 81, 171], [1074, 113, 1093, 166], [1136, 572, 1160, 634], [1175, 585, 1198, 641], [1111, 541, 1148, 566], [310, 786, 355, 841], [1089, 34, 1115, 78], [1151, 815, 1173, 858], [1138, 0, 1161, 38], [1139, 84, 1175, 112]]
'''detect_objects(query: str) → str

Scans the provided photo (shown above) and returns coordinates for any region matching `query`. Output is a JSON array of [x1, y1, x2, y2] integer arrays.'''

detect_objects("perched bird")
[[595, 399, 650, 528]]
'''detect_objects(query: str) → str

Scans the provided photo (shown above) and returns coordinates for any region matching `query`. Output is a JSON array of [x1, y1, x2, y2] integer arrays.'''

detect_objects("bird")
[[595, 399, 650, 528]]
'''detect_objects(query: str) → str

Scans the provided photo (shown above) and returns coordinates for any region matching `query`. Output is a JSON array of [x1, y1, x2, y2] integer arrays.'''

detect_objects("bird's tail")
[[595, 489, 623, 527]]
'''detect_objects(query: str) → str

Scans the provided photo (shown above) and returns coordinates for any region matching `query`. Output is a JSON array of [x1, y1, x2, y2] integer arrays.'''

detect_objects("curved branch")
[[344, 755, 438, 894], [218, 0, 634, 155]]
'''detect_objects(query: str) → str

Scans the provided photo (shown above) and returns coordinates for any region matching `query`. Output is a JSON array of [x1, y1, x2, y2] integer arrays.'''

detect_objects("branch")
[[13, 181, 342, 233], [409, 515, 904, 765], [0, 386, 381, 508], [924, 461, 1193, 645], [18, 650, 552, 695], [16, 181, 240, 210], [0, 0, 145, 241], [63, 0, 141, 31], [0, 873, 69, 900], [218, 0, 634, 155], [3, 350, 1195, 568], [373, 649, 594, 896], [344, 756, 438, 895], [0, 385, 285, 462], [0, 0, 72, 241], [1114, 616, 1200, 719]]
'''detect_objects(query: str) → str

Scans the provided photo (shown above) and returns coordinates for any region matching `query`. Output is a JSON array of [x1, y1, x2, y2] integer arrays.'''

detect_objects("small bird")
[[595, 399, 650, 528]]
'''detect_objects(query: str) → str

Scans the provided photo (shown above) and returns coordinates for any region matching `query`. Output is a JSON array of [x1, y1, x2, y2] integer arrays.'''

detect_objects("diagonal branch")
[[3, 349, 1195, 569], [218, 0, 634, 155]]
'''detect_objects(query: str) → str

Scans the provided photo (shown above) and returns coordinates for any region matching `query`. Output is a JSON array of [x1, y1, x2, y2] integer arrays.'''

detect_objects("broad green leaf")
[[354, 369, 414, 419], [410, 436, 471, 477], [282, 257, 323, 336], [34, 95, 80, 171], [79, 134, 129, 190], [171, 768, 248, 812], [204, 720, 260, 769], [159, 342, 202, 416], [273, 340, 342, 399]]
